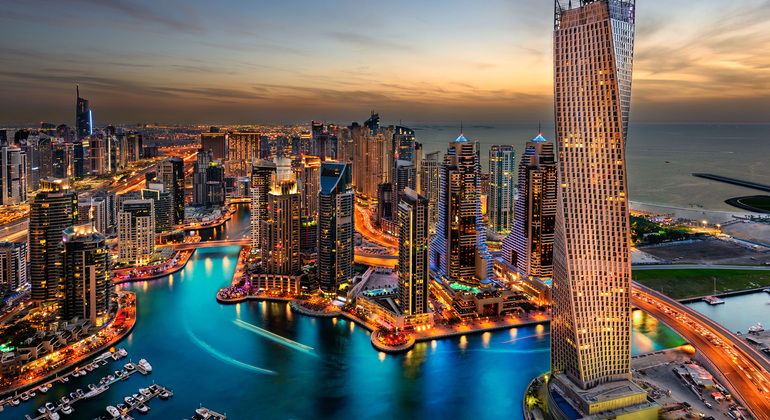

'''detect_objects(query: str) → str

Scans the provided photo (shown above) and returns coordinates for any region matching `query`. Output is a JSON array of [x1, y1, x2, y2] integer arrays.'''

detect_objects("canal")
[[12, 204, 686, 419]]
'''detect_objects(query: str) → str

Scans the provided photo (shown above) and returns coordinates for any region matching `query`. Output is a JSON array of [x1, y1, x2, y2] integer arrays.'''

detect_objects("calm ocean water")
[[9, 206, 686, 419], [407, 122, 770, 212]]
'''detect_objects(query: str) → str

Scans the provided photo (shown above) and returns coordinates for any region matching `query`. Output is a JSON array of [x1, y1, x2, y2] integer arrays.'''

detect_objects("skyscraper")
[[0, 146, 27, 205], [397, 188, 430, 318], [394, 126, 416, 163], [505, 134, 556, 279], [551, 0, 636, 397], [227, 132, 261, 177], [29, 178, 78, 302], [78, 195, 109, 234], [391, 160, 416, 218], [488, 145, 515, 234], [201, 131, 227, 160], [118, 199, 155, 265], [250, 159, 277, 249], [0, 242, 27, 296], [420, 151, 441, 232], [75, 85, 92, 141], [193, 149, 213, 206], [299, 156, 321, 253], [317, 162, 354, 294], [157, 157, 185, 225], [60, 223, 112, 326], [261, 179, 301, 276], [430, 134, 487, 284], [142, 187, 173, 233]]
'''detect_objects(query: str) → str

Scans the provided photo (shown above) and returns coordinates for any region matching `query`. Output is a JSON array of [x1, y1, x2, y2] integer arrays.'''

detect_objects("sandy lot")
[[640, 239, 770, 265]]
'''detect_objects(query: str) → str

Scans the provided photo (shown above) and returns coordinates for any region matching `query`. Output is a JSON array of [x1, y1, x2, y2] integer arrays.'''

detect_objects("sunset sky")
[[1, 0, 769, 125]]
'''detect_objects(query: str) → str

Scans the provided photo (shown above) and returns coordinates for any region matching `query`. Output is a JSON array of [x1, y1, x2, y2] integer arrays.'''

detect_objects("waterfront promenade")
[[0, 292, 137, 399], [112, 249, 194, 284]]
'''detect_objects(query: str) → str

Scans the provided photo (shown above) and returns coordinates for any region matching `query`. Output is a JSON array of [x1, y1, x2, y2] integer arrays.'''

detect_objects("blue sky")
[[1, 0, 769, 125]]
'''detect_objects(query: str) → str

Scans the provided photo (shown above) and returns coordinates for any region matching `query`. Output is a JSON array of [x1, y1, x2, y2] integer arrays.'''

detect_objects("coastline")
[[629, 201, 764, 224], [112, 249, 194, 285]]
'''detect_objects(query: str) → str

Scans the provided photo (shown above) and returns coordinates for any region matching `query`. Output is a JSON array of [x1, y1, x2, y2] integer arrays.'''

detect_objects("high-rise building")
[[488, 145, 515, 234], [430, 134, 488, 283], [78, 195, 109, 234], [250, 159, 277, 249], [193, 149, 213, 206], [75, 85, 92, 141], [0, 146, 27, 205], [122, 132, 143, 164], [394, 126, 416, 163], [420, 151, 441, 232], [261, 179, 301, 275], [0, 242, 27, 296], [551, 0, 636, 396], [317, 162, 354, 293], [298, 156, 321, 253], [89, 135, 107, 175], [201, 131, 227, 160], [29, 178, 78, 302], [73, 141, 85, 179], [157, 157, 185, 225], [142, 187, 173, 233], [504, 134, 556, 280], [391, 160, 416, 219], [226, 132, 260, 177], [397, 188, 430, 317], [60, 223, 111, 326], [18, 137, 39, 192], [118, 199, 155, 266], [205, 161, 226, 206]]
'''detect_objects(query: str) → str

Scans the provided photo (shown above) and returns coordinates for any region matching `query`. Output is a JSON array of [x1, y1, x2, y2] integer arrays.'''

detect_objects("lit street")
[[632, 283, 770, 420]]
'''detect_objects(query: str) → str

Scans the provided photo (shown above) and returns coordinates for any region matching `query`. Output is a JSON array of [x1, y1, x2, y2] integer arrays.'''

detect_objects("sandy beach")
[[629, 201, 765, 225]]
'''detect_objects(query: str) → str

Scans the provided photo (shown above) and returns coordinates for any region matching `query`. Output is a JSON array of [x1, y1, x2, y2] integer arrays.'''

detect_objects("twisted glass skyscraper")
[[550, 0, 636, 390]]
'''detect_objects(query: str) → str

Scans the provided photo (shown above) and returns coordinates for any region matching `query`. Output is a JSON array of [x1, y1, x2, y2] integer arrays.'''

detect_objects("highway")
[[632, 282, 770, 420], [354, 204, 397, 248]]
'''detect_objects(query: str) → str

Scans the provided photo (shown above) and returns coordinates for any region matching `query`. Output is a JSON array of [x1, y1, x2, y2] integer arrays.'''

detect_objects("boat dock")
[[21, 357, 154, 420], [193, 406, 227, 419]]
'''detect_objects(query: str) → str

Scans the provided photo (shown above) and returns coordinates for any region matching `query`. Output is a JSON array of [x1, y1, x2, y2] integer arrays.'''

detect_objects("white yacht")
[[61, 404, 73, 415], [107, 405, 121, 417], [137, 359, 152, 372], [85, 385, 108, 399], [748, 323, 764, 333]]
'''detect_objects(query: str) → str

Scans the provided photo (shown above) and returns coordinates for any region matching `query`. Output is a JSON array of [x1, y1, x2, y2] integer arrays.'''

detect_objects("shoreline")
[[113, 249, 194, 285], [217, 292, 550, 353], [629, 201, 764, 224], [0, 292, 137, 400]]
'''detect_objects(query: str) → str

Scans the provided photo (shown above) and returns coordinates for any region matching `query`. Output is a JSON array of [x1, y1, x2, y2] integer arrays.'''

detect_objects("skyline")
[[2, 0, 769, 125]]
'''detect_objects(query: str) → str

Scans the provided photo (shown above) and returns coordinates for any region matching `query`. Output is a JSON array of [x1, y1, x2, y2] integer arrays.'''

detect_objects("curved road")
[[632, 283, 770, 420]]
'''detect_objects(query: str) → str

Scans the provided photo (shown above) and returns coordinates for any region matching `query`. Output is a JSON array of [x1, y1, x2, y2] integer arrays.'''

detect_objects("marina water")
[[10, 205, 686, 419]]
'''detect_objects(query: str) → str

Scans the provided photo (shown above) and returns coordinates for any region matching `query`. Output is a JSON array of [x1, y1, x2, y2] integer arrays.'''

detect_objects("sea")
[[407, 122, 770, 212]]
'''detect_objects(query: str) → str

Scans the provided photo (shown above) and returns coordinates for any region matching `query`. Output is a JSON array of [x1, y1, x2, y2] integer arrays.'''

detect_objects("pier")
[[11, 352, 154, 419], [693, 173, 770, 193]]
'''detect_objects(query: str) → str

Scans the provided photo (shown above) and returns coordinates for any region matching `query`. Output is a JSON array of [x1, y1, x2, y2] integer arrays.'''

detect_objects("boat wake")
[[183, 321, 276, 375], [233, 319, 318, 357]]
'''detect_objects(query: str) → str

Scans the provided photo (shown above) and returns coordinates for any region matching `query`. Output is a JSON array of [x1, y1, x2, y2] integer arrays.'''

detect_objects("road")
[[354, 204, 397, 248], [632, 283, 770, 420]]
